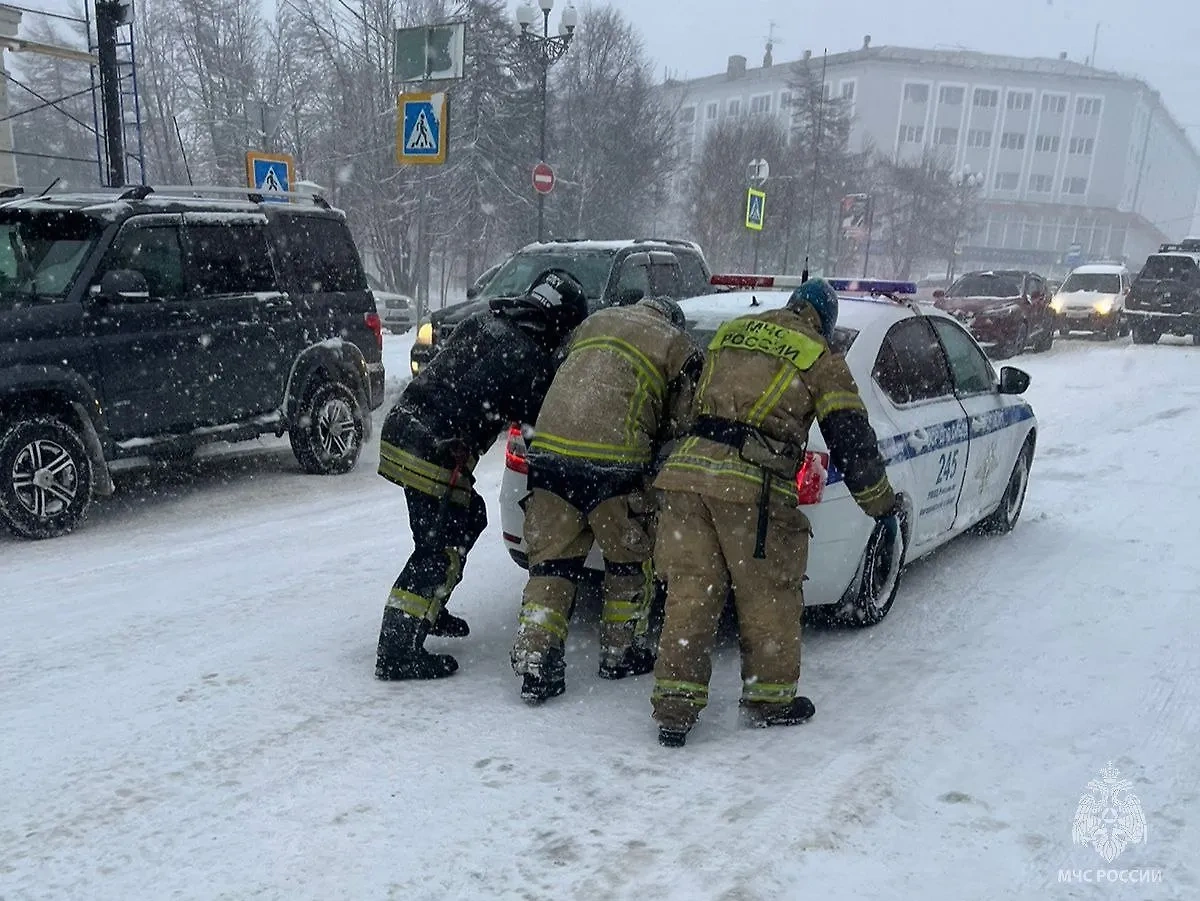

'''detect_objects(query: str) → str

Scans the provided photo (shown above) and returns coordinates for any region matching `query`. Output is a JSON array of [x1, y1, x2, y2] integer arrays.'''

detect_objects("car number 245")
[[935, 449, 960, 485]]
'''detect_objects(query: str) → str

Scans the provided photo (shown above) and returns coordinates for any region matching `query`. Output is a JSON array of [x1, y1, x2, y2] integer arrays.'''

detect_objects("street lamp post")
[[947, 166, 981, 282], [516, 0, 577, 242]]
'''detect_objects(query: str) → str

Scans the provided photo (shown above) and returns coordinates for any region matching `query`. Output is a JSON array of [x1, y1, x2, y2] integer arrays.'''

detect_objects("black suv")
[[0, 185, 385, 539], [410, 238, 712, 375], [1126, 240, 1200, 345]]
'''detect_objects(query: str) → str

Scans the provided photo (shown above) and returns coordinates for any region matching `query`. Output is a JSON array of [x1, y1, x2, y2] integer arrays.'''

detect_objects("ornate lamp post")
[[516, 0, 577, 242], [948, 166, 982, 281]]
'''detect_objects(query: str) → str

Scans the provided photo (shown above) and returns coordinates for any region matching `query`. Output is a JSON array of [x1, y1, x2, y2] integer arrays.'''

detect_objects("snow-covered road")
[[2, 333, 1196, 900]]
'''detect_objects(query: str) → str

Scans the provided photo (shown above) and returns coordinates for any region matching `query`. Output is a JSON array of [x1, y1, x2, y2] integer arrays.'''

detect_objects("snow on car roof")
[[1070, 263, 1127, 273], [517, 239, 699, 254], [681, 289, 924, 332]]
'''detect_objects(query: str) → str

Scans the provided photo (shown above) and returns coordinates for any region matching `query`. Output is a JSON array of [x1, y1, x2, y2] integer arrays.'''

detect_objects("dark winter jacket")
[[379, 308, 562, 505]]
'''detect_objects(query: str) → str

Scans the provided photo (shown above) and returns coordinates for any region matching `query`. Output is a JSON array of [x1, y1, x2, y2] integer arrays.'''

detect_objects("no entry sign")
[[532, 161, 555, 195]]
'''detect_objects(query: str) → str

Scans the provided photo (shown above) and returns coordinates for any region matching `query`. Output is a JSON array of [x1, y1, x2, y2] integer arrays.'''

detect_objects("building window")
[[705, 102, 718, 121], [900, 124, 924, 143], [750, 94, 772, 115], [904, 83, 930, 103], [779, 92, 792, 113], [840, 80, 856, 100], [1063, 176, 1088, 195], [1029, 173, 1054, 193], [1000, 132, 1026, 150], [935, 126, 959, 146], [1042, 94, 1067, 114], [1076, 97, 1102, 116], [994, 171, 1019, 191], [973, 88, 999, 108], [1035, 134, 1060, 153], [727, 99, 740, 117], [967, 129, 992, 148], [1068, 136, 1095, 155], [939, 85, 964, 105], [1006, 91, 1033, 111], [680, 106, 696, 124], [823, 83, 832, 100]]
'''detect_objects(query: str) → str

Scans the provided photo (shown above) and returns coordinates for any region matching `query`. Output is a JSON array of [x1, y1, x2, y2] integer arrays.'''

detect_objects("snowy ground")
[[2, 332, 1197, 900]]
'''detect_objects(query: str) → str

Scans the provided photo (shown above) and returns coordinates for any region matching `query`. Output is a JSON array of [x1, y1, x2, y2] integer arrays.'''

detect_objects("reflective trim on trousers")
[[518, 602, 570, 642], [651, 679, 710, 707], [741, 681, 797, 704]]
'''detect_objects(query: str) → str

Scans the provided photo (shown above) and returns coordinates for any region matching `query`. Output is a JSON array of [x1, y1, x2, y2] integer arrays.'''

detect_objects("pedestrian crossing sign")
[[246, 151, 294, 203], [397, 92, 448, 165], [746, 188, 766, 231]]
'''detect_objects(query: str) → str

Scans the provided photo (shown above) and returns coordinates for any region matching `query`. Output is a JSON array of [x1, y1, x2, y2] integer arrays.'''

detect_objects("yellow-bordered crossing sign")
[[746, 188, 766, 231]]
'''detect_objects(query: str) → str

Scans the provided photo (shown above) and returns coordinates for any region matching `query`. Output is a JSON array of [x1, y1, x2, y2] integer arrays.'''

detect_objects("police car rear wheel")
[[976, 441, 1032, 536], [844, 510, 908, 627]]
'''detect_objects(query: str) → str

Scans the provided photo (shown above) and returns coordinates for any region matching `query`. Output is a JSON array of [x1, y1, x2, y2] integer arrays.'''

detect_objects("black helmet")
[[490, 268, 588, 340], [636, 295, 687, 330]]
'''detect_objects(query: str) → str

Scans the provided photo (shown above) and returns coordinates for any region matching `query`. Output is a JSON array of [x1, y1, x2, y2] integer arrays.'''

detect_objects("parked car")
[[1050, 263, 1132, 340], [501, 276, 1037, 626], [370, 281, 416, 334], [933, 269, 1055, 358], [0, 184, 385, 539], [1124, 239, 1200, 345], [409, 238, 713, 376]]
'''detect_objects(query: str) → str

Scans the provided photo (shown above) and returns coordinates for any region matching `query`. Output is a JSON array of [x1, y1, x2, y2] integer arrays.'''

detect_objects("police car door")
[[872, 317, 968, 549], [930, 317, 1012, 528]]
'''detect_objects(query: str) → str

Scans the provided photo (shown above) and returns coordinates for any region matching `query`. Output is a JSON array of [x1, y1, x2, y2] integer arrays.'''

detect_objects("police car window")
[[872, 337, 910, 405], [877, 318, 955, 403], [103, 224, 185, 301], [931, 318, 995, 395]]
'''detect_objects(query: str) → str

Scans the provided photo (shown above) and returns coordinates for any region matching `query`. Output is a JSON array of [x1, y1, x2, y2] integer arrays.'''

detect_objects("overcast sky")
[[547, 0, 1200, 135]]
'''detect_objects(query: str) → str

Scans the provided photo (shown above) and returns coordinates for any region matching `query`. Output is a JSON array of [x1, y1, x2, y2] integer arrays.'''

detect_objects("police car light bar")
[[709, 274, 918, 295]]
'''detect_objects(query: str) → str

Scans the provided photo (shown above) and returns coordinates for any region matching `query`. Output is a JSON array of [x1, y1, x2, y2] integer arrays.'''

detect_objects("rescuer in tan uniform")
[[511, 295, 703, 702], [650, 278, 900, 747]]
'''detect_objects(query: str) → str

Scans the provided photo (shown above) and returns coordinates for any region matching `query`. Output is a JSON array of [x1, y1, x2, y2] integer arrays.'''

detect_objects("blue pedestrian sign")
[[245, 151, 294, 203], [397, 92, 448, 166], [1065, 242, 1083, 267]]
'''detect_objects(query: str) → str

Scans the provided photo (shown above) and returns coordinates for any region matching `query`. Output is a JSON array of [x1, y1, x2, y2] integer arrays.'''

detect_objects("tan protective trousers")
[[513, 488, 656, 664], [651, 489, 811, 732]]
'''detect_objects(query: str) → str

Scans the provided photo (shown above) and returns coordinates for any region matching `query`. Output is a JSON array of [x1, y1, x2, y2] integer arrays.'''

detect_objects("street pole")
[[95, 1, 126, 188], [752, 230, 761, 274], [537, 10, 549, 242], [861, 196, 874, 278]]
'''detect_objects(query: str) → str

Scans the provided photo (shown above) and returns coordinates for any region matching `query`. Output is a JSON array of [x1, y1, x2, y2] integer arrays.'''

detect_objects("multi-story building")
[[662, 38, 1200, 277]]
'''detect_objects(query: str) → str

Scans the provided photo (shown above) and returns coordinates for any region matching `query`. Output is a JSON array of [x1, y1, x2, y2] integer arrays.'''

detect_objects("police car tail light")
[[364, 311, 383, 351], [505, 424, 529, 474], [796, 451, 830, 505]]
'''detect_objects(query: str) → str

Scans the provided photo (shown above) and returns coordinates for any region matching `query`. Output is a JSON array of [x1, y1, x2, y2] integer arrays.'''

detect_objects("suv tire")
[[289, 380, 364, 475], [1131, 323, 1161, 345], [0, 418, 95, 539]]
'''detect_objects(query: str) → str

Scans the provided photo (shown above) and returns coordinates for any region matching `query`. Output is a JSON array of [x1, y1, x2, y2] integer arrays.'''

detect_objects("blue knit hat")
[[786, 278, 839, 342]]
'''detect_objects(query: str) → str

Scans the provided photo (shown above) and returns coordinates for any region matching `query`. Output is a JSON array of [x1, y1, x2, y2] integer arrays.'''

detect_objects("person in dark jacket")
[[374, 270, 589, 681]]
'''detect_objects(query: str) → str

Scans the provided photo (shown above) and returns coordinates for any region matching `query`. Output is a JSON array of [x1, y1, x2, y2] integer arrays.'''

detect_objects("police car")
[[500, 276, 1038, 625]]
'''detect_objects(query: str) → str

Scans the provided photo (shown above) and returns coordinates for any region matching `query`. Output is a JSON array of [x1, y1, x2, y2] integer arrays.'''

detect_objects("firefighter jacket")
[[654, 305, 897, 519], [526, 302, 704, 512], [379, 308, 561, 506]]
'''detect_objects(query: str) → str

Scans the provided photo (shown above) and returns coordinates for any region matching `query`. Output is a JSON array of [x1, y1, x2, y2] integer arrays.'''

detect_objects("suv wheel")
[[289, 380, 364, 475], [0, 418, 95, 539]]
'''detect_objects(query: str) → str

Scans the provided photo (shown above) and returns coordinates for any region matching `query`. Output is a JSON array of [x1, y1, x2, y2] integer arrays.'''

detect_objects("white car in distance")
[[1050, 263, 1132, 340], [501, 276, 1038, 625]]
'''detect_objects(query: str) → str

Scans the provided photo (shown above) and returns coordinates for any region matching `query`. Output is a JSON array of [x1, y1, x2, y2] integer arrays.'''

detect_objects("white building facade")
[[662, 41, 1200, 276]]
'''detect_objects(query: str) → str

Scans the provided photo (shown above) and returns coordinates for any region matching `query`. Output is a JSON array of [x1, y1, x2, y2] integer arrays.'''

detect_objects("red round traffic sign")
[[532, 161, 555, 195]]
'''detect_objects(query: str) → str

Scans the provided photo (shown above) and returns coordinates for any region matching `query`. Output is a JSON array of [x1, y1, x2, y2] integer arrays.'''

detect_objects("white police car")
[[500, 276, 1037, 625]]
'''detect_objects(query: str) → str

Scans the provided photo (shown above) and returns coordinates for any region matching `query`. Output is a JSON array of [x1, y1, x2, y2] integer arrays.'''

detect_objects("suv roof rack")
[[1159, 240, 1200, 254], [105, 184, 332, 209], [632, 237, 697, 248]]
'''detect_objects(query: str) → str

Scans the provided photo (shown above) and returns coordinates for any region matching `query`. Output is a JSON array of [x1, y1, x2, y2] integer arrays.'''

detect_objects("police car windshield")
[[1139, 255, 1197, 281], [1060, 273, 1121, 293], [0, 212, 101, 302], [481, 250, 616, 301], [947, 273, 1022, 298]]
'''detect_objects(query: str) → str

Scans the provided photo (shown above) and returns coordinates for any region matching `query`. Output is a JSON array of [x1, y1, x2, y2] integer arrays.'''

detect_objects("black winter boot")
[[741, 696, 816, 728], [519, 647, 565, 703], [375, 607, 459, 680], [658, 727, 688, 748], [598, 645, 657, 680], [429, 607, 469, 638]]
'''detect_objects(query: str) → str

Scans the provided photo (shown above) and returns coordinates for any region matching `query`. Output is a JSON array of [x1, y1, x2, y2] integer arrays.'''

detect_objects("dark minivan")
[[0, 185, 385, 539]]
